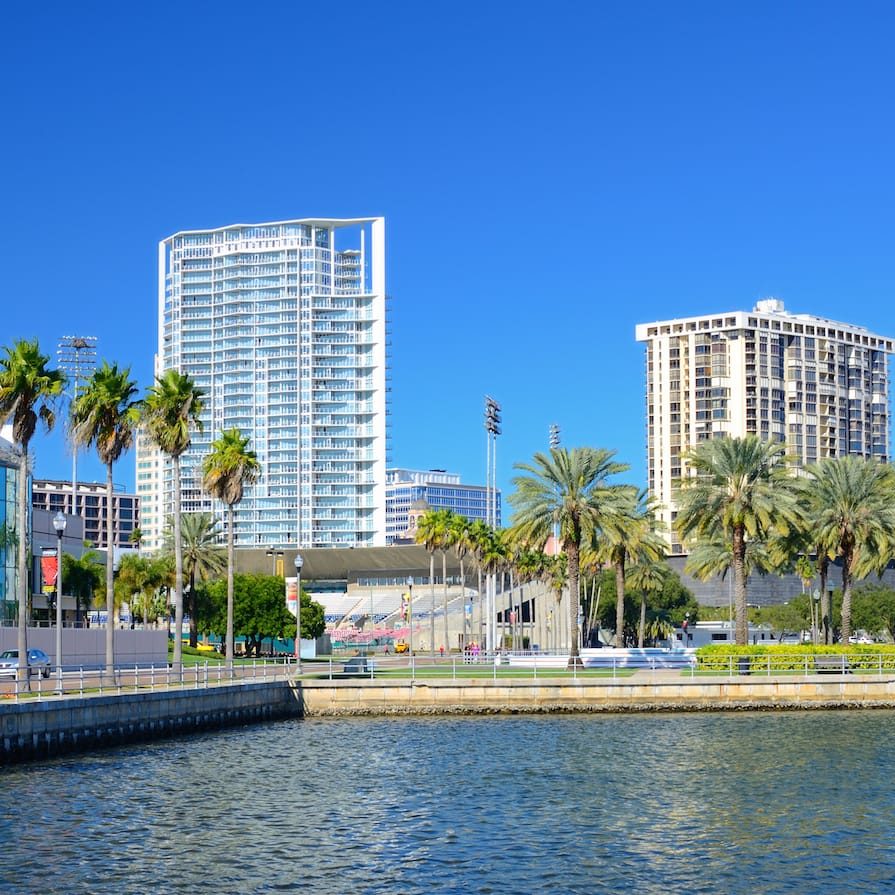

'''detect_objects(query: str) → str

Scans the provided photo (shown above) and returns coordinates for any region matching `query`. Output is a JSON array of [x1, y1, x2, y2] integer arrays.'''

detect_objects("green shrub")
[[695, 643, 895, 673]]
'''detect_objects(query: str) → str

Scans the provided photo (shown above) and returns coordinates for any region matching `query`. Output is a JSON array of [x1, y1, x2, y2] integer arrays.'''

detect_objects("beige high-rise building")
[[636, 299, 893, 553]]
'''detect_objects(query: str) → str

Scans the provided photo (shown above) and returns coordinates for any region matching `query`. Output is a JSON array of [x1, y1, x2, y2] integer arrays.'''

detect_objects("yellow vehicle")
[[394, 640, 409, 654]]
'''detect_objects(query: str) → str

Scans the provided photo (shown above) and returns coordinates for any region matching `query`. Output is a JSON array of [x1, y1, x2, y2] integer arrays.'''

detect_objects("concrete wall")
[[297, 676, 895, 715], [0, 627, 168, 668], [1, 681, 298, 763]]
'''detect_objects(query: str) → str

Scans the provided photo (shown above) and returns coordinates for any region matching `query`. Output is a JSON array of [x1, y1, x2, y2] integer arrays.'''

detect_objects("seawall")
[[298, 675, 895, 715], [0, 681, 300, 764]]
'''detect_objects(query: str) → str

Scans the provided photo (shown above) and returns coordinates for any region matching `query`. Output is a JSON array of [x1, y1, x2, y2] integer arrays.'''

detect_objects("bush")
[[695, 643, 895, 673]]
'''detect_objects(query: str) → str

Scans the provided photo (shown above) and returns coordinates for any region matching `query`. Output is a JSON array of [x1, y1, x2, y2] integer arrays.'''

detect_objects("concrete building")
[[385, 468, 499, 544], [31, 479, 139, 549], [636, 299, 893, 553], [138, 217, 387, 552]]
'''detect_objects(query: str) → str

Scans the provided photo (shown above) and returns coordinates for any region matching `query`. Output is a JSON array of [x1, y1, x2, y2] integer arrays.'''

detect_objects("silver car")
[[0, 648, 52, 678]]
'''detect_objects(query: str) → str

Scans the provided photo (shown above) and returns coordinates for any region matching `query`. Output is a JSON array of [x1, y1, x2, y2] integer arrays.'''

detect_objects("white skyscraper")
[[636, 299, 893, 553], [138, 217, 387, 552]]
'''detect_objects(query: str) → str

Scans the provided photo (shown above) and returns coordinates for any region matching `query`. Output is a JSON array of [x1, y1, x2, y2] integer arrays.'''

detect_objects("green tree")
[[446, 513, 473, 644], [143, 369, 204, 673], [70, 361, 141, 674], [674, 436, 801, 645], [851, 584, 895, 641], [0, 339, 65, 687], [805, 456, 895, 642], [114, 553, 170, 627], [201, 428, 261, 664], [61, 549, 103, 626], [626, 557, 670, 648], [206, 574, 323, 657], [164, 512, 226, 647], [510, 446, 631, 665]]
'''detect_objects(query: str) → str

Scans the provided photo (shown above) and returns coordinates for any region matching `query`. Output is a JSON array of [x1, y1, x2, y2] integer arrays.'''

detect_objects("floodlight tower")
[[57, 336, 98, 521], [484, 396, 501, 651]]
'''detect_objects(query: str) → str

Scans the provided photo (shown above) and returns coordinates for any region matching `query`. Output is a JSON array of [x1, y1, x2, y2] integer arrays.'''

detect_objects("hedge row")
[[695, 643, 895, 672]]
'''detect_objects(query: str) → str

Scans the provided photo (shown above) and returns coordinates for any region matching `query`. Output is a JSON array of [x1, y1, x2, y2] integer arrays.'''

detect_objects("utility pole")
[[484, 396, 501, 652]]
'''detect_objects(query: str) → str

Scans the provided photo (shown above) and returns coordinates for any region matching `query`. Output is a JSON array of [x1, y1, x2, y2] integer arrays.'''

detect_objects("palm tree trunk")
[[567, 540, 580, 665], [226, 503, 235, 667], [172, 455, 184, 676], [840, 546, 853, 642], [189, 570, 198, 648], [442, 551, 448, 653], [16, 442, 29, 691], [476, 565, 482, 647], [614, 557, 626, 647], [104, 460, 116, 675], [818, 554, 831, 645], [732, 524, 748, 645], [429, 552, 435, 657], [638, 593, 646, 648], [460, 558, 467, 647]]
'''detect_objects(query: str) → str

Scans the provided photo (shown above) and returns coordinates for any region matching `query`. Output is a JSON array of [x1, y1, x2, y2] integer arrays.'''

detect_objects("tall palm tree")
[[510, 447, 630, 666], [164, 512, 226, 646], [446, 513, 473, 645], [201, 428, 260, 664], [805, 456, 895, 641], [70, 361, 141, 675], [626, 557, 670, 648], [467, 519, 493, 644], [415, 507, 451, 655], [595, 490, 663, 647], [142, 369, 204, 673], [675, 436, 801, 645], [0, 339, 65, 688], [62, 548, 103, 626]]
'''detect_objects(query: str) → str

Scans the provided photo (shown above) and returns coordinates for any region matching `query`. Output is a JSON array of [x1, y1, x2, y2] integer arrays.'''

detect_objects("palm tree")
[[62, 549, 103, 626], [415, 507, 451, 655], [0, 339, 65, 688], [142, 369, 204, 674], [201, 428, 260, 664], [675, 436, 801, 645], [164, 512, 226, 647], [70, 361, 141, 675], [805, 456, 895, 641], [446, 513, 473, 646], [467, 519, 492, 643], [510, 447, 631, 666], [626, 557, 670, 648], [595, 490, 664, 647]]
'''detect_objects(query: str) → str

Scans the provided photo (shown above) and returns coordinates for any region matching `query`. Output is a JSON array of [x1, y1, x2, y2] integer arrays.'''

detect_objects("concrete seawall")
[[298, 675, 895, 715], [1, 681, 300, 764], [6, 674, 895, 763]]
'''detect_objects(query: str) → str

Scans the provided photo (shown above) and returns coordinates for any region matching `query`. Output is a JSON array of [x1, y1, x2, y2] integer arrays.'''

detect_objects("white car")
[[0, 648, 52, 678], [848, 634, 874, 645]]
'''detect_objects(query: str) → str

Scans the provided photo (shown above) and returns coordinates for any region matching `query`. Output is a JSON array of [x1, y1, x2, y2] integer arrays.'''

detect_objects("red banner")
[[40, 554, 58, 594]]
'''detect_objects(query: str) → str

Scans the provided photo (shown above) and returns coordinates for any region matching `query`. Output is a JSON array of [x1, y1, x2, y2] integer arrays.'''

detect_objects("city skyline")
[[4, 3, 895, 508]]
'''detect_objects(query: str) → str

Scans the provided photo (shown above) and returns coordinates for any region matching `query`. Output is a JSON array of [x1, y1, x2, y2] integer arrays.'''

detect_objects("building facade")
[[385, 468, 500, 544], [31, 479, 140, 549], [139, 217, 387, 551], [0, 432, 22, 621], [636, 299, 893, 552]]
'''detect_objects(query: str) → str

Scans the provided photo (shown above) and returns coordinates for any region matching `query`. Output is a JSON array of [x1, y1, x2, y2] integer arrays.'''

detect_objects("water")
[[2, 710, 894, 894]]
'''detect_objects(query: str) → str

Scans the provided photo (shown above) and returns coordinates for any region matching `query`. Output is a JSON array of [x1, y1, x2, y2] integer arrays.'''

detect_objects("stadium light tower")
[[57, 336, 98, 522]]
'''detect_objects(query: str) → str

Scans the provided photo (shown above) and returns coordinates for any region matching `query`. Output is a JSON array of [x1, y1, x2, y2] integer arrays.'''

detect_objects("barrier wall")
[[0, 627, 168, 668], [1, 681, 298, 763]]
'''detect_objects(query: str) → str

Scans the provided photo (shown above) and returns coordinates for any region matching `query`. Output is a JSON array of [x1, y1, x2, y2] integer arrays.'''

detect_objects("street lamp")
[[53, 510, 66, 691], [267, 548, 284, 576], [813, 589, 821, 646], [407, 576, 414, 657], [294, 553, 304, 674]]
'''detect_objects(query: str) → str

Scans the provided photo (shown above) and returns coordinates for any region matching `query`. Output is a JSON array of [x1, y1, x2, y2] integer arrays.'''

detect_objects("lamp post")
[[407, 576, 414, 657], [53, 510, 66, 691], [294, 553, 304, 674], [267, 549, 283, 576], [812, 589, 821, 646]]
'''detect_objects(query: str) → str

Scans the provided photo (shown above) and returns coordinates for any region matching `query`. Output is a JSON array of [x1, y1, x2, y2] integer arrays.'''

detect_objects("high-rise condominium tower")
[[636, 299, 893, 553], [138, 218, 386, 552]]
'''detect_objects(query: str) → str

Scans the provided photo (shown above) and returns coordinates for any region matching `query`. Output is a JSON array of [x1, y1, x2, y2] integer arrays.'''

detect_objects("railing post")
[[767, 655, 771, 677], [612, 657, 616, 680], [80, 665, 85, 697]]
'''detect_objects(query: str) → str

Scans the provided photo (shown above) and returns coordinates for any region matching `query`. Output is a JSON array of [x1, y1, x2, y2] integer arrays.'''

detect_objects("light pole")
[[407, 576, 414, 657], [294, 553, 304, 674], [812, 589, 821, 646], [484, 396, 501, 652], [267, 548, 283, 576], [53, 510, 66, 691]]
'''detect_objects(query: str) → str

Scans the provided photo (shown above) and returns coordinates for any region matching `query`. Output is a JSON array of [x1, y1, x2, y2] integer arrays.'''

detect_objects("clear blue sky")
[[3, 1, 895, 507]]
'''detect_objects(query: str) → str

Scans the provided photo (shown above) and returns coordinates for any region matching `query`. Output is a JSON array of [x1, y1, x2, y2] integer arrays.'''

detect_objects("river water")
[[2, 710, 893, 894]]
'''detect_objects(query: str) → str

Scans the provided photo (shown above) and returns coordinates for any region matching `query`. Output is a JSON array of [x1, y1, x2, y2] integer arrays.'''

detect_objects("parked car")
[[0, 648, 52, 678], [393, 640, 409, 654], [848, 634, 874, 645]]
